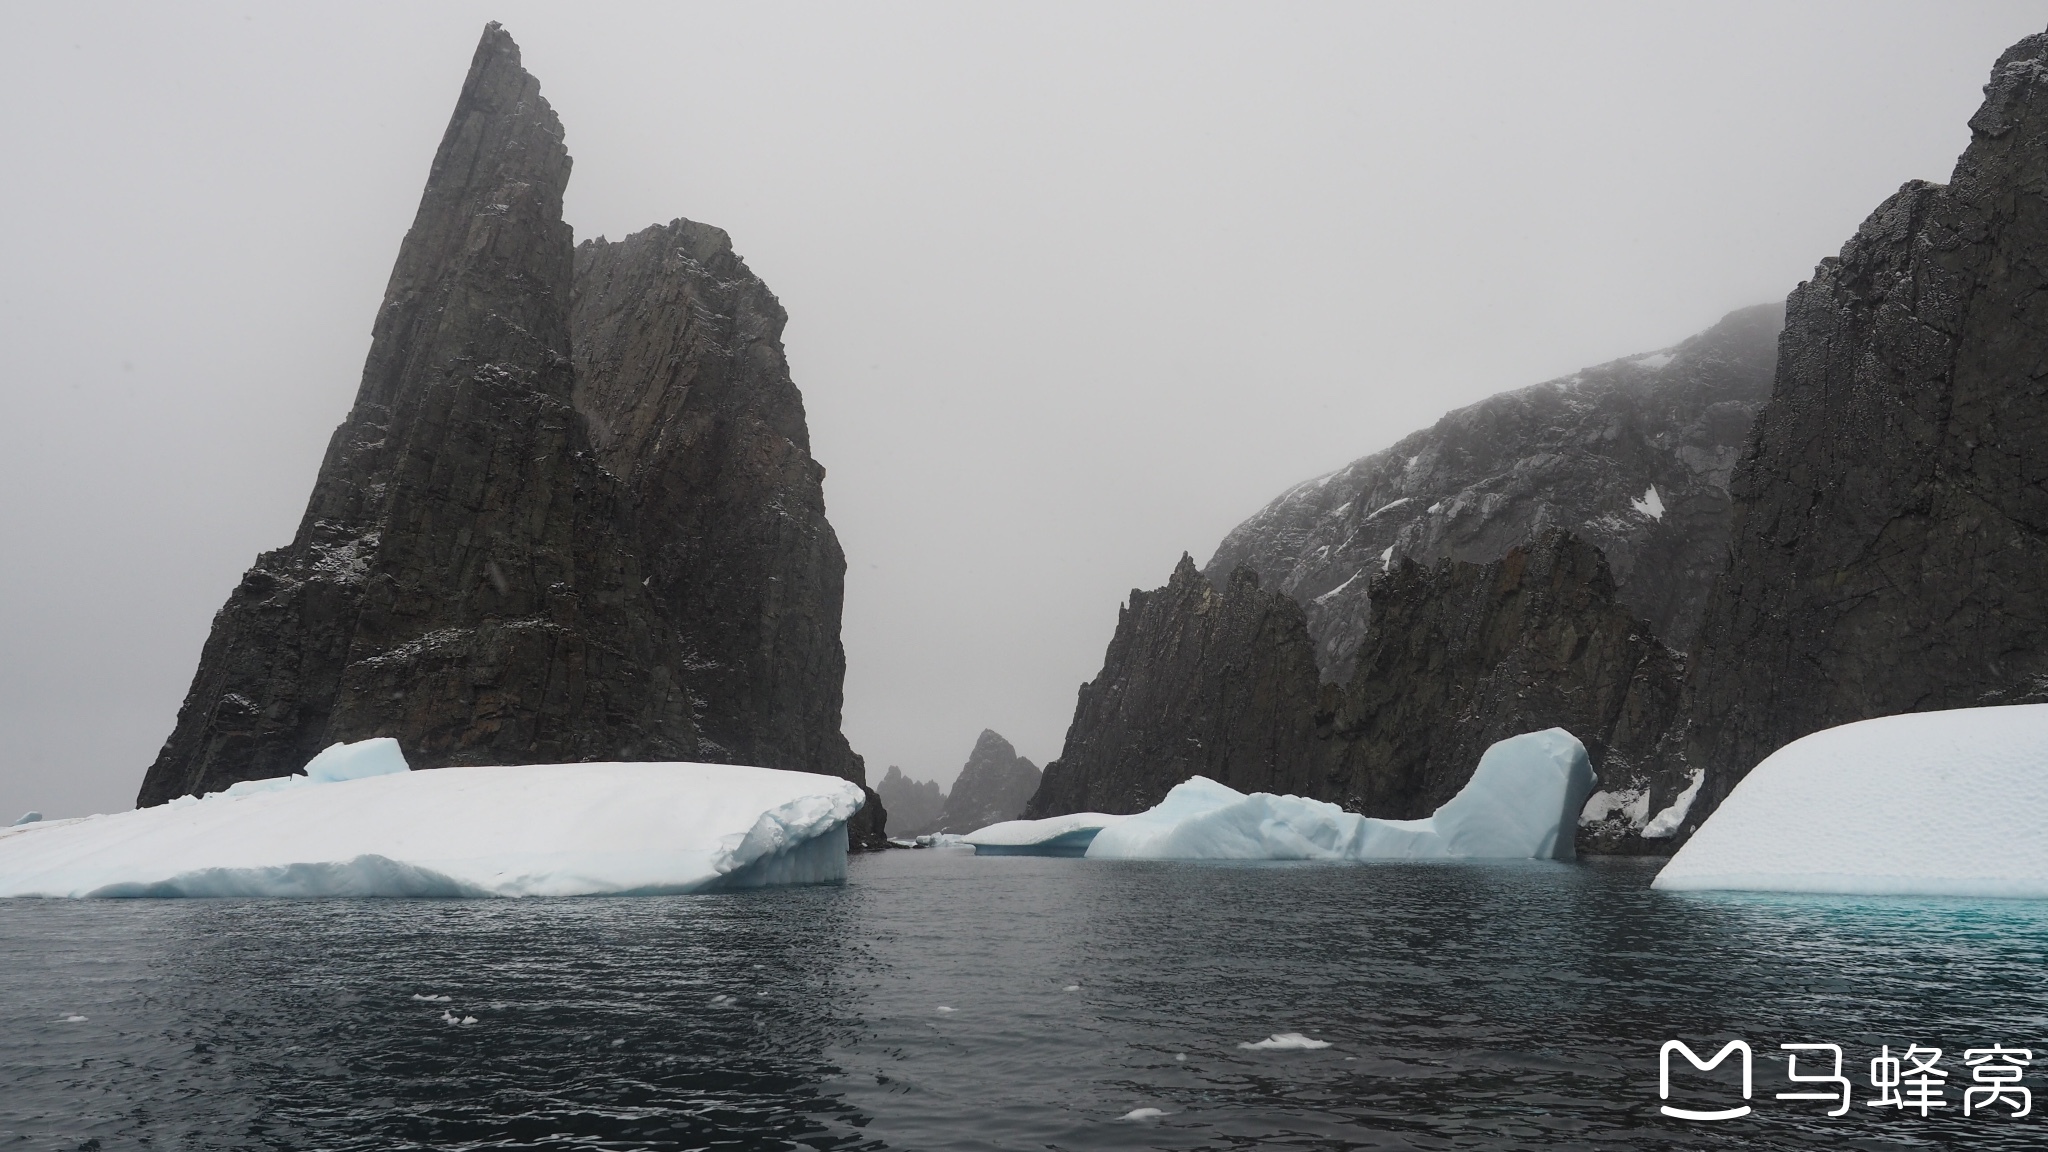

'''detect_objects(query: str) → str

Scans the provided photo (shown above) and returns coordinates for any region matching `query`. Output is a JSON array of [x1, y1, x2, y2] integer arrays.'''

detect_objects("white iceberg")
[[962, 811, 1127, 856], [963, 728, 1592, 862], [0, 739, 865, 898], [1653, 705, 2048, 899]]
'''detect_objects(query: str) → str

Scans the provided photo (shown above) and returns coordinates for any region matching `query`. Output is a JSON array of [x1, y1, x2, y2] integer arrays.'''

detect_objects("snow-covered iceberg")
[[0, 739, 865, 898], [963, 812, 1126, 856], [1084, 728, 1592, 861], [1654, 705, 2048, 899]]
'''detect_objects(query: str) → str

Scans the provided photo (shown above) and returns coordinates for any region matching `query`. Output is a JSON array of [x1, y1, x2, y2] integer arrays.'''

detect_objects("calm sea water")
[[4, 849, 2047, 1150]]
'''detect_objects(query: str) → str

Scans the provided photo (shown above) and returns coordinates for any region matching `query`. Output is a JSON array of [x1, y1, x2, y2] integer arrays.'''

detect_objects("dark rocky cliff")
[[1326, 530, 1683, 841], [1667, 29, 2048, 833], [876, 766, 946, 837], [139, 26, 699, 805], [1206, 305, 1780, 679], [570, 220, 880, 845], [1029, 532, 1683, 852], [1027, 559, 1325, 816], [138, 26, 878, 845], [931, 730, 1042, 833]]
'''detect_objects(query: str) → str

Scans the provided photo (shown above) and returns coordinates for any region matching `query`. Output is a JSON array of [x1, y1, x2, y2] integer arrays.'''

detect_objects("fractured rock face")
[[1206, 305, 1780, 679], [1028, 559, 1326, 817], [1028, 533, 1682, 853], [1671, 29, 2048, 830], [932, 730, 1043, 833], [138, 26, 704, 805], [571, 220, 862, 782], [1325, 530, 1682, 826]]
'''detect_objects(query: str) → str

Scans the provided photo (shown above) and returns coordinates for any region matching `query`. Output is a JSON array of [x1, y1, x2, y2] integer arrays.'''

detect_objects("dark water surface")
[[5, 850, 2048, 1150]]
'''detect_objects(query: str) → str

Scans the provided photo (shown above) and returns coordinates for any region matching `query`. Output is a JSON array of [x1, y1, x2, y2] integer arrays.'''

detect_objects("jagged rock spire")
[[138, 25, 697, 805]]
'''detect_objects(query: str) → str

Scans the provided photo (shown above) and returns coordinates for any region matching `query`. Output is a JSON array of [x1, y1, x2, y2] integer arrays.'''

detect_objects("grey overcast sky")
[[3, 2, 2045, 815]]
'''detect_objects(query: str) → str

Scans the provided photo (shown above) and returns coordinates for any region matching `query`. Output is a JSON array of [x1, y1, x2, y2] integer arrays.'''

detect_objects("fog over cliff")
[[4, 1, 2047, 815]]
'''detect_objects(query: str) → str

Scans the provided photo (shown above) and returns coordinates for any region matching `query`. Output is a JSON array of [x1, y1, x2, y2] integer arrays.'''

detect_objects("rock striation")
[[139, 25, 878, 843], [570, 220, 881, 845], [932, 730, 1043, 833], [1667, 30, 2048, 833], [571, 221, 861, 783], [1029, 531, 1683, 853], [875, 766, 947, 838], [1206, 305, 1780, 679]]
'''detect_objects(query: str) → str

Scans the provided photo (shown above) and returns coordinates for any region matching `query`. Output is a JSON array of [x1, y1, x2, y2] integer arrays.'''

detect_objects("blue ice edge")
[[78, 823, 852, 899]]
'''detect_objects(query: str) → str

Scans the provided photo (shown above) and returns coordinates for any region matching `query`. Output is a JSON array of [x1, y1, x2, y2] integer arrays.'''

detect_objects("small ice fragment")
[[610, 1038, 625, 1047], [440, 1011, 458, 1024], [1118, 1108, 1168, 1121], [1174, 1053, 1186, 1062], [1063, 984, 1081, 992], [1238, 1032, 1331, 1051], [59, 1014, 86, 1023], [935, 1006, 957, 1014], [410, 993, 451, 1002], [460, 1016, 477, 1026], [710, 993, 734, 1004]]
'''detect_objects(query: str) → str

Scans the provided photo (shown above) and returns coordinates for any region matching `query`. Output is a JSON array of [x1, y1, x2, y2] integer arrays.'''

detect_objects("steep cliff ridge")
[[1028, 559, 1326, 817], [932, 730, 1043, 833], [571, 219, 880, 844], [1670, 29, 2048, 830], [1029, 534, 1682, 853], [1207, 305, 1780, 679], [876, 766, 946, 836]]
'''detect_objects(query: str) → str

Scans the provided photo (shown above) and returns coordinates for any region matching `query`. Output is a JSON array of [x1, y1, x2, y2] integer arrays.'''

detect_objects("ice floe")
[[1654, 705, 2048, 899], [0, 739, 864, 898], [963, 811, 1127, 856], [1078, 729, 1593, 861], [1239, 1032, 1330, 1050]]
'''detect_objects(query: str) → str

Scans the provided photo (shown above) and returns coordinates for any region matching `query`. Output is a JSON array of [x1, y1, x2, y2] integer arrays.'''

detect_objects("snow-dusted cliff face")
[[1206, 304, 1781, 679]]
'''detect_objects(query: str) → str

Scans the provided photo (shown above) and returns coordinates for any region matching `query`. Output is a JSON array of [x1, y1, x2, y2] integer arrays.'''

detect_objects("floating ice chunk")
[[0, 743, 865, 899], [935, 1006, 957, 1014], [410, 994, 451, 1003], [1654, 705, 2048, 898], [1118, 1108, 1169, 1121], [1083, 729, 1593, 862], [1063, 984, 1082, 992], [1631, 484, 1666, 520], [963, 811, 1128, 856], [59, 1014, 86, 1023], [610, 1038, 625, 1047], [1239, 1033, 1330, 1050], [301, 738, 409, 783], [1640, 770, 1703, 839], [460, 1016, 476, 1026], [11, 812, 41, 826]]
